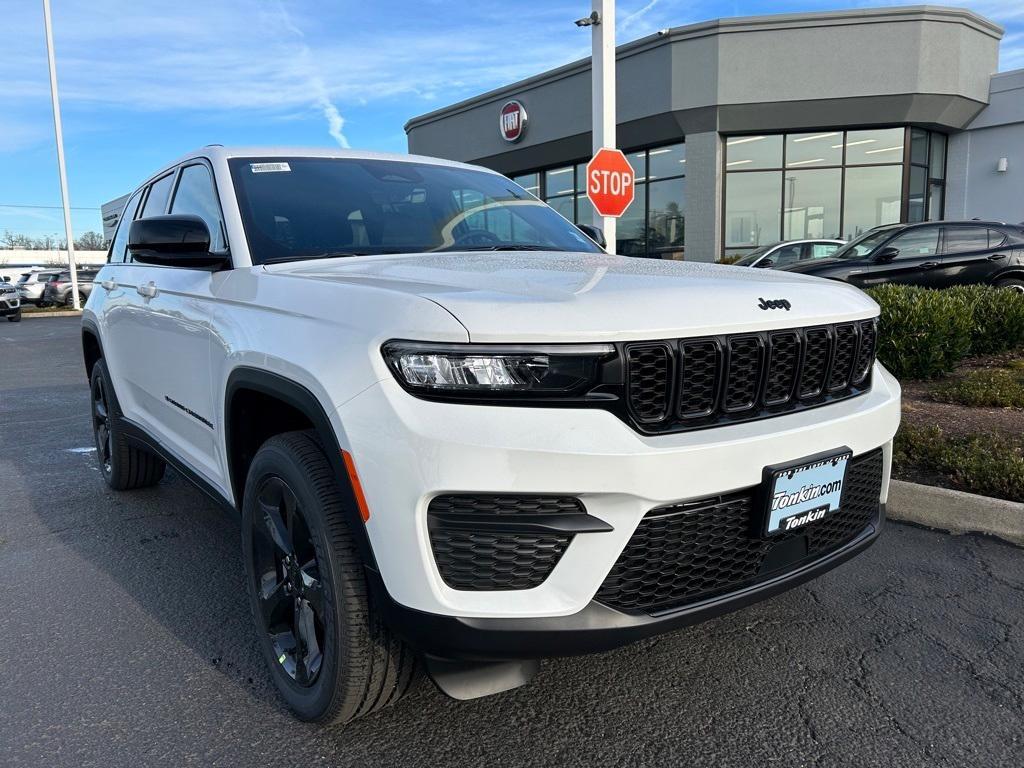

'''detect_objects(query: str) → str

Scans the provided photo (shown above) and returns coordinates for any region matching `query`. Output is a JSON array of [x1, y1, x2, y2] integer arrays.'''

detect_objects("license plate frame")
[[762, 447, 852, 538]]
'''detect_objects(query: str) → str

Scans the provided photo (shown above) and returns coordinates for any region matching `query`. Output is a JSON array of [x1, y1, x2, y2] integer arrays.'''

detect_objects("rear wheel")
[[997, 277, 1024, 294], [241, 431, 417, 724], [90, 359, 166, 490]]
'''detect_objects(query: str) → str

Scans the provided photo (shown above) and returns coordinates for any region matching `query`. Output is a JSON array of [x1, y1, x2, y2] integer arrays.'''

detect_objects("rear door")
[[935, 225, 1010, 287], [865, 225, 944, 287]]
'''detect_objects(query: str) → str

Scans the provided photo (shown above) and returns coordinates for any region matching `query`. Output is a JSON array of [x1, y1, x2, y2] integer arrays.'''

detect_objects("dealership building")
[[406, 5, 1024, 262]]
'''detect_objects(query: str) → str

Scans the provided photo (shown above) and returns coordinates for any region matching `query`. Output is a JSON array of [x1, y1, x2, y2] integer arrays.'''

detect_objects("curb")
[[887, 479, 1024, 547], [21, 310, 83, 318]]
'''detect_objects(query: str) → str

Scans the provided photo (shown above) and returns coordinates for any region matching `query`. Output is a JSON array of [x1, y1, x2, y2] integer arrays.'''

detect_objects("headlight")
[[382, 341, 615, 398]]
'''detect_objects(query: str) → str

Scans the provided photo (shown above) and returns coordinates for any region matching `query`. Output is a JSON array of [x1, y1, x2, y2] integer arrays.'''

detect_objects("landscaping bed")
[[868, 284, 1024, 503]]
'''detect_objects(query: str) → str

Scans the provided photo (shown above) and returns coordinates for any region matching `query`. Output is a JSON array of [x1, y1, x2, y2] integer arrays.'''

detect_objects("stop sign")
[[586, 148, 635, 218]]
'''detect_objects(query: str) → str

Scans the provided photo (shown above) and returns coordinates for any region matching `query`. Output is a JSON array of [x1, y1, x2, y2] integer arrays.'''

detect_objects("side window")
[[988, 229, 1008, 249], [107, 190, 144, 264], [170, 164, 226, 251], [943, 226, 990, 254], [140, 173, 174, 218], [886, 227, 940, 259], [771, 244, 802, 266], [810, 243, 840, 259]]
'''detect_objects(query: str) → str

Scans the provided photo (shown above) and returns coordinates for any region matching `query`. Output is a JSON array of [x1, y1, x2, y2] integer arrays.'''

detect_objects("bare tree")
[[75, 230, 105, 250]]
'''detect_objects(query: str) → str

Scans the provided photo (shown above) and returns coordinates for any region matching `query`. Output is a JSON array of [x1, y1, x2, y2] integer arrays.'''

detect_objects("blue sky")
[[2, 0, 1022, 242]]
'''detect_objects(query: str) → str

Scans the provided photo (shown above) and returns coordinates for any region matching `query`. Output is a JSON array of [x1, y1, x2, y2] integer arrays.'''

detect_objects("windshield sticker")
[[250, 162, 291, 173]]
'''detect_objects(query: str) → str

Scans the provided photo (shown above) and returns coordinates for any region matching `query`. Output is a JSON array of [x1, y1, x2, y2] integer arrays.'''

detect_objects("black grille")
[[623, 320, 876, 434], [595, 449, 883, 615], [764, 332, 800, 406], [625, 344, 672, 423], [427, 495, 581, 590], [678, 340, 719, 418], [828, 323, 858, 391], [852, 319, 878, 385], [800, 328, 831, 398], [723, 336, 763, 412]]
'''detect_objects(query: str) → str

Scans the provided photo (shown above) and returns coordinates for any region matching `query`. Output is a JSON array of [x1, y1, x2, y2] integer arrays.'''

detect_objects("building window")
[[509, 141, 686, 259], [723, 127, 946, 258]]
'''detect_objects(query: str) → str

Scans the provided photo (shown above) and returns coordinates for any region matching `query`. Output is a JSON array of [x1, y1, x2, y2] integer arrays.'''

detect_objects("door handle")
[[137, 282, 158, 299], [920, 261, 939, 270], [987, 253, 1007, 261], [101, 279, 117, 291]]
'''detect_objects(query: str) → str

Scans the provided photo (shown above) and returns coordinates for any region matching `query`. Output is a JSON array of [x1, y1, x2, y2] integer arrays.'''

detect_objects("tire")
[[6, 312, 19, 323], [241, 430, 417, 725], [90, 359, 166, 490], [997, 277, 1024, 294], [64, 292, 75, 307]]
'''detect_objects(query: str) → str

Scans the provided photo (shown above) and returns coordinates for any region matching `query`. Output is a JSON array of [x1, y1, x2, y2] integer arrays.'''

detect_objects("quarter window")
[[107, 189, 144, 264], [141, 173, 174, 218]]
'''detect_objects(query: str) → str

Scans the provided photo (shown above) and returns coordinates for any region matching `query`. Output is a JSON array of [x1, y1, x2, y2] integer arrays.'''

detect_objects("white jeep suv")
[[83, 147, 900, 724]]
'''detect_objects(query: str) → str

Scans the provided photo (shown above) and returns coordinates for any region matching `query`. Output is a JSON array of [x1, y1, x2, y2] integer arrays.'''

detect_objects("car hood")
[[266, 251, 878, 343]]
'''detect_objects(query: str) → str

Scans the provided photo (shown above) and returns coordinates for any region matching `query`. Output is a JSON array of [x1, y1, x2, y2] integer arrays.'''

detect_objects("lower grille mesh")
[[595, 449, 883, 614]]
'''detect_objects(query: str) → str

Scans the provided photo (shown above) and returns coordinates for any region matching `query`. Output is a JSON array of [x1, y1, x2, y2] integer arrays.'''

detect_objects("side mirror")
[[756, 258, 774, 268], [577, 224, 607, 249], [874, 246, 899, 262], [128, 215, 227, 268]]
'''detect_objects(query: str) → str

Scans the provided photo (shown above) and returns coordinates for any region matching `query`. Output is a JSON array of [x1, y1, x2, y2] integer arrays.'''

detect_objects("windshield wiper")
[[443, 244, 562, 252], [260, 251, 377, 265]]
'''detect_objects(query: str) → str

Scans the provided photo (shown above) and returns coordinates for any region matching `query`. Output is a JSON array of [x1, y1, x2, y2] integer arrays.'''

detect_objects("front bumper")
[[370, 506, 883, 660], [338, 361, 901, 624], [0, 295, 21, 315]]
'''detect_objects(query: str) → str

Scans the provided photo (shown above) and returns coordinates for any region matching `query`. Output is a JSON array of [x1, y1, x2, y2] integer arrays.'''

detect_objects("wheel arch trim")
[[224, 366, 380, 569]]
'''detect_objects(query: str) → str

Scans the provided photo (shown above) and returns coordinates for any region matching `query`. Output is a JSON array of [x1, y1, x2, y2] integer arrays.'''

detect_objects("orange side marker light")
[[341, 449, 371, 523]]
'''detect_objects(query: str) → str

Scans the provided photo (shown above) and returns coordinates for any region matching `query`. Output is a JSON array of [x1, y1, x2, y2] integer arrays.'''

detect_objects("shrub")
[[866, 285, 972, 379], [867, 284, 1024, 379], [945, 284, 1024, 355], [931, 367, 1024, 408], [895, 424, 1024, 502]]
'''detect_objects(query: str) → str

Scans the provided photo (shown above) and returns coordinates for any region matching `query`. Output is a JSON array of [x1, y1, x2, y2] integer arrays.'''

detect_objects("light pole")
[[577, 0, 617, 253], [42, 0, 80, 310]]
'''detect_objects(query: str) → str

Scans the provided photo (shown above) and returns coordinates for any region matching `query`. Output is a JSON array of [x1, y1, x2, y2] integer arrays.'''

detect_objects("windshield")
[[229, 157, 603, 264], [733, 244, 777, 266], [833, 227, 899, 260]]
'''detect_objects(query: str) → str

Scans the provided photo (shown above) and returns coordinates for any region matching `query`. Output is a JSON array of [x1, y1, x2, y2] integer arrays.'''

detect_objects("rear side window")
[[141, 173, 174, 218], [170, 164, 226, 251], [107, 189, 144, 264], [943, 226, 989, 254]]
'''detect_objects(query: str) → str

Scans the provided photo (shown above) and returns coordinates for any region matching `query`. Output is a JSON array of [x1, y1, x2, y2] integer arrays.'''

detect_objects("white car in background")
[[733, 239, 845, 269]]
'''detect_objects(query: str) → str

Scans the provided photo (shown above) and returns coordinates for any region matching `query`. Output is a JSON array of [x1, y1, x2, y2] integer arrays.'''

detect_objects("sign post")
[[591, 0, 616, 252], [42, 0, 79, 310]]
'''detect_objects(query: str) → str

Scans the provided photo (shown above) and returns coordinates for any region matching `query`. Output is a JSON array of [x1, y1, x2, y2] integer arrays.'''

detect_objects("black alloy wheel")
[[91, 372, 112, 476], [251, 475, 326, 688]]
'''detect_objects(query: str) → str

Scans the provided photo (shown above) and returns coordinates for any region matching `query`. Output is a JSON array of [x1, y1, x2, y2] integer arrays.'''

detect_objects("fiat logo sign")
[[499, 100, 527, 143]]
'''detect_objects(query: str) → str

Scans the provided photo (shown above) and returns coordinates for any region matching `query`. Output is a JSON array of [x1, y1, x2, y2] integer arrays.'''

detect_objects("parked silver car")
[[16, 270, 61, 306], [733, 239, 845, 269]]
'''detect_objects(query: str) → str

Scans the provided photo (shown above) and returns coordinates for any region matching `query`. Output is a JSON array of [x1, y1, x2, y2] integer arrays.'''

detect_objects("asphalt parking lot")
[[2, 316, 1023, 767]]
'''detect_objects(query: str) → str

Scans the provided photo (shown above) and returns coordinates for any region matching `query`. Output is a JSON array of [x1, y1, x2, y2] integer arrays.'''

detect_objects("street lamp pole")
[[591, 0, 616, 253], [42, 0, 80, 310]]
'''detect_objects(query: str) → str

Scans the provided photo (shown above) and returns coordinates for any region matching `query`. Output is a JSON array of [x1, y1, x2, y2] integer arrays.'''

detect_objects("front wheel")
[[241, 431, 417, 724], [6, 312, 19, 323]]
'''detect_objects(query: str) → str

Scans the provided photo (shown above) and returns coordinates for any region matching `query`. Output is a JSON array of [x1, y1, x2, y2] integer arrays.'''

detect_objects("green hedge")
[[866, 284, 1024, 379]]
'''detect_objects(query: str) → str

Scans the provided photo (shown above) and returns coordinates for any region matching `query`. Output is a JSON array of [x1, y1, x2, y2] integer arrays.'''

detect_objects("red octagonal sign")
[[586, 148, 635, 218]]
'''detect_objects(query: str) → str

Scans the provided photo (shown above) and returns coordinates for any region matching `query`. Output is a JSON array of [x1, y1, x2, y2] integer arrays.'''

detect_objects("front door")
[[863, 225, 945, 288]]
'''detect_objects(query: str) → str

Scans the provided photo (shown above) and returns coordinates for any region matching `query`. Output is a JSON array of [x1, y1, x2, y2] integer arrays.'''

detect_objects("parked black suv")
[[777, 221, 1024, 291], [41, 269, 98, 306]]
